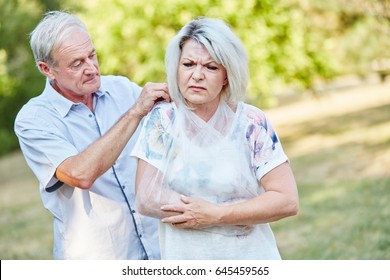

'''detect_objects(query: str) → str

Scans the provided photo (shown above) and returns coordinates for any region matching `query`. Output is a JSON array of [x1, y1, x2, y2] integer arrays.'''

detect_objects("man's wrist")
[[128, 105, 145, 121]]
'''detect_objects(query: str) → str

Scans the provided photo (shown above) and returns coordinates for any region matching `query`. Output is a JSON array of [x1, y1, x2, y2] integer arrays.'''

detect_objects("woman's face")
[[177, 39, 227, 113]]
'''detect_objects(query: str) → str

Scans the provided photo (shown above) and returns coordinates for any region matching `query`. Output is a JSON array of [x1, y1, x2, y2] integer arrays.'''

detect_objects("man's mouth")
[[84, 75, 99, 83]]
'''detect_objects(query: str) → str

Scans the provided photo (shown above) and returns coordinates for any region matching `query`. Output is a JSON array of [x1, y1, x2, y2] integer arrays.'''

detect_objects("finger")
[[154, 91, 171, 103], [143, 83, 169, 103], [144, 82, 168, 93], [180, 195, 192, 204], [161, 214, 188, 224], [172, 222, 190, 229], [160, 203, 187, 212]]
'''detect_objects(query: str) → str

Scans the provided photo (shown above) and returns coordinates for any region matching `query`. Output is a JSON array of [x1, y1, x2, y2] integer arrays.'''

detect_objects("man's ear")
[[38, 61, 56, 80]]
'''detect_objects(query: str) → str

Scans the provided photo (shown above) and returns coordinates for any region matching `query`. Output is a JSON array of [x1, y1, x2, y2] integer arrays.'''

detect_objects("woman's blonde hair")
[[165, 17, 249, 106]]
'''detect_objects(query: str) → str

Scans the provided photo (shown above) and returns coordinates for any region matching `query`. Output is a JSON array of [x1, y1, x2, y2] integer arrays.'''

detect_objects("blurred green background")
[[1, 0, 389, 259]]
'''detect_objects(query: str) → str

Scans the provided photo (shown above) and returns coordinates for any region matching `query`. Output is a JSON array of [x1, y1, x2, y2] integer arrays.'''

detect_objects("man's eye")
[[72, 61, 82, 68], [207, 66, 218, 70], [183, 63, 193, 67]]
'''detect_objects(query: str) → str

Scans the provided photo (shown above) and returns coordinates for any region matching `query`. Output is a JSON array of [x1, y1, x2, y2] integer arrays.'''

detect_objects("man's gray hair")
[[165, 17, 249, 105], [30, 11, 88, 72]]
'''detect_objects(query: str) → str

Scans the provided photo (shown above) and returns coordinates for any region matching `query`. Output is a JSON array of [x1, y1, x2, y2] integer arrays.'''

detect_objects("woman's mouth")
[[189, 85, 206, 91]]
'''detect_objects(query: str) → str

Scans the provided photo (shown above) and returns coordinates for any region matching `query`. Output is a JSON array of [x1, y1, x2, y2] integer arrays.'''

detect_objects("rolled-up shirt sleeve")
[[15, 114, 78, 191]]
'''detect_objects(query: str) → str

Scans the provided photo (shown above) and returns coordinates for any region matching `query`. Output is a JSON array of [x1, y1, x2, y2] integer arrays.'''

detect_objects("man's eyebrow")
[[68, 48, 96, 66]]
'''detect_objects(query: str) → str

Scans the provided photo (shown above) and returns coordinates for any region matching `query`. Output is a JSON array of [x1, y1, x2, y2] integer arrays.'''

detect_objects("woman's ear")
[[223, 77, 228, 86]]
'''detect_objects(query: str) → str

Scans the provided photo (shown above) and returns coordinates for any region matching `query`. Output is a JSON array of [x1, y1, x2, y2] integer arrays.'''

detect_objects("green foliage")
[[0, 0, 63, 156], [1, 0, 389, 156], [77, 0, 340, 107]]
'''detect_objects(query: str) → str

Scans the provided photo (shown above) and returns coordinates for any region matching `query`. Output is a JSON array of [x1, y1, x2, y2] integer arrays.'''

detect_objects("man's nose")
[[84, 58, 97, 73]]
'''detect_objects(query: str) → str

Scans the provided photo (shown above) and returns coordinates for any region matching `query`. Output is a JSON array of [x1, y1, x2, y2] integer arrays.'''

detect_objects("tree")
[[1, 0, 387, 156], [76, 0, 339, 107], [0, 0, 63, 156]]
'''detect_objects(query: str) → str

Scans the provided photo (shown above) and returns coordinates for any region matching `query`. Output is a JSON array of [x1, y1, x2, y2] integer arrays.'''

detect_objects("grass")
[[274, 177, 390, 259], [0, 79, 389, 259], [0, 153, 53, 259], [270, 80, 390, 260]]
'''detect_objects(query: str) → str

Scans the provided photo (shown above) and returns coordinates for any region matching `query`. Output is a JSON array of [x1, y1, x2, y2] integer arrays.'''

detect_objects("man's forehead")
[[54, 31, 93, 59]]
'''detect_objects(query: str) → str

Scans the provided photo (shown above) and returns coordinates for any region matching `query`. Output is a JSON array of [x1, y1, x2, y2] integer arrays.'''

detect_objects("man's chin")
[[85, 80, 101, 92]]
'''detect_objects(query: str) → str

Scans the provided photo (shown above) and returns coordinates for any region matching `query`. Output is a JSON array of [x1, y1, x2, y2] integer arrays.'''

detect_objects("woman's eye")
[[183, 63, 193, 67], [207, 66, 218, 70]]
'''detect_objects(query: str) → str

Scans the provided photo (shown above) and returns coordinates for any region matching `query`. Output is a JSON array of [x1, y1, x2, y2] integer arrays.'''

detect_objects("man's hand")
[[133, 82, 170, 118], [55, 82, 169, 189]]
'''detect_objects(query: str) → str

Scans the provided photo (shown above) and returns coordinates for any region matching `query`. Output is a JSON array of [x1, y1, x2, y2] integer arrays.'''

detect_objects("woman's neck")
[[189, 98, 221, 122]]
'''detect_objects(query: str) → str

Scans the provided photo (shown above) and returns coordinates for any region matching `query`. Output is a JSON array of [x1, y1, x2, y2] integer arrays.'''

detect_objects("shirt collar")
[[43, 78, 108, 118]]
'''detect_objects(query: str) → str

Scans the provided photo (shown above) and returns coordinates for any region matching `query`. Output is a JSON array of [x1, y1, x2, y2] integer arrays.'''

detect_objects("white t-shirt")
[[132, 100, 288, 259]]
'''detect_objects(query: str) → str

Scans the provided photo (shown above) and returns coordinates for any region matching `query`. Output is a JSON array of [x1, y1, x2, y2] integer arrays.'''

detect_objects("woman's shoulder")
[[149, 101, 176, 122], [238, 102, 268, 123], [154, 100, 175, 109]]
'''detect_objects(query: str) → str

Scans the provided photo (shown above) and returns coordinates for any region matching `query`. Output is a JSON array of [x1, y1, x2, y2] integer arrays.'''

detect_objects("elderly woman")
[[131, 17, 299, 259]]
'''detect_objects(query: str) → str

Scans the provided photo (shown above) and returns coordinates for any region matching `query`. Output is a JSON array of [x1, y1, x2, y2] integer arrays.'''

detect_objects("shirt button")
[[139, 234, 142, 238], [132, 210, 136, 213], [89, 114, 93, 118]]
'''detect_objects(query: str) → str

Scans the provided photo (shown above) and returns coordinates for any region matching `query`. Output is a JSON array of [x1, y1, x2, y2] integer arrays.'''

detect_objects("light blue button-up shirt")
[[14, 75, 160, 260]]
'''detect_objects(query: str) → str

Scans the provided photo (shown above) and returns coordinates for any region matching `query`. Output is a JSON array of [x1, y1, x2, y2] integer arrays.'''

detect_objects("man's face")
[[42, 28, 101, 102]]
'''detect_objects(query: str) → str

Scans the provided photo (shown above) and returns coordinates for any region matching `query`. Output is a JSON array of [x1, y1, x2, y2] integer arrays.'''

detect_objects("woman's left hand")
[[160, 195, 222, 229]]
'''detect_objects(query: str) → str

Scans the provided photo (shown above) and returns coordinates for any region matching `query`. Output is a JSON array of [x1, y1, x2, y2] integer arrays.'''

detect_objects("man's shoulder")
[[100, 75, 142, 98], [100, 75, 138, 89], [100, 74, 128, 83], [16, 93, 49, 118]]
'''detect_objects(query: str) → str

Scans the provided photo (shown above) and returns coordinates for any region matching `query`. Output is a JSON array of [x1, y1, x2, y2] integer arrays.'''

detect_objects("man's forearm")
[[55, 108, 142, 189]]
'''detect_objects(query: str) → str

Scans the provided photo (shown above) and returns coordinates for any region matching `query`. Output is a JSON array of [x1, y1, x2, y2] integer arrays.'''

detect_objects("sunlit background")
[[1, 0, 389, 259]]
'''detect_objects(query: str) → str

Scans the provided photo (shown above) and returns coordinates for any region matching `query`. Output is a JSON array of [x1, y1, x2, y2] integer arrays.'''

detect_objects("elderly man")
[[14, 10, 169, 259]]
